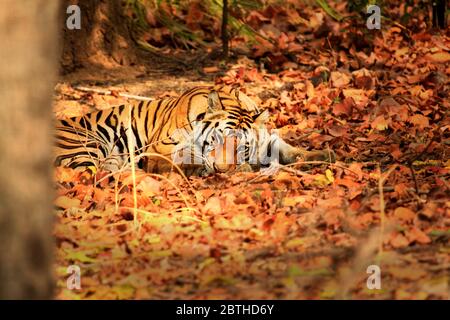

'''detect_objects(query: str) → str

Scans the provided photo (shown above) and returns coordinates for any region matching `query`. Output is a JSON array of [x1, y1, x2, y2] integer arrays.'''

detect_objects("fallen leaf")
[[406, 227, 431, 244], [55, 196, 81, 209], [203, 66, 219, 73], [393, 207, 415, 223], [137, 176, 161, 197], [204, 196, 222, 215], [388, 266, 427, 280], [390, 232, 410, 248], [371, 115, 390, 131], [426, 52, 450, 63], [409, 114, 429, 129], [330, 71, 351, 88]]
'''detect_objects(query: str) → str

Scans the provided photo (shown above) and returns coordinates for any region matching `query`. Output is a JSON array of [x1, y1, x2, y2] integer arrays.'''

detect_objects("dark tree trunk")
[[432, 0, 447, 29], [222, 0, 229, 59], [61, 0, 139, 73], [0, 0, 58, 299]]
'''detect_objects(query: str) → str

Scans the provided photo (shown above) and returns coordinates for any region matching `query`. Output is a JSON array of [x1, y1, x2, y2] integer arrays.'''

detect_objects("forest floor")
[[53, 8, 449, 299]]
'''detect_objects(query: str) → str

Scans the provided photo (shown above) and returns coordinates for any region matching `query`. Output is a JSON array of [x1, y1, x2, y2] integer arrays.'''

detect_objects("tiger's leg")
[[235, 163, 253, 172], [145, 155, 207, 176], [275, 136, 336, 165]]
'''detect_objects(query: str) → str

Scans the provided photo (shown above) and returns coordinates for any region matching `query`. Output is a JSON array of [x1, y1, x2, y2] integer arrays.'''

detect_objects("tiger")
[[54, 85, 335, 176]]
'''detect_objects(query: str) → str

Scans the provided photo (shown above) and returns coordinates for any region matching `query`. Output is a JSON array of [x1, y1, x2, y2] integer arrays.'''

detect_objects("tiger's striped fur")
[[54, 85, 334, 176]]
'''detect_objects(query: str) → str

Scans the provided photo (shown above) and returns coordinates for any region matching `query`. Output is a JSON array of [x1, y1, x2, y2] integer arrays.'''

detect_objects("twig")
[[406, 138, 435, 195], [74, 86, 154, 101], [376, 164, 397, 266], [286, 160, 360, 177], [127, 107, 139, 234], [136, 40, 191, 68], [408, 163, 420, 195]]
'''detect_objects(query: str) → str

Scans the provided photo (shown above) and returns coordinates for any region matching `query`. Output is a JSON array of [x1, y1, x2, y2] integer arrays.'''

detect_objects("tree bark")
[[0, 1, 59, 299], [222, 0, 229, 59], [432, 0, 447, 29], [61, 0, 139, 73]]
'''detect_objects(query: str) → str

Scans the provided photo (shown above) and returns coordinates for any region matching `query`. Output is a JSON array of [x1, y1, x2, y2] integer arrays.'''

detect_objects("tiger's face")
[[176, 90, 270, 175]]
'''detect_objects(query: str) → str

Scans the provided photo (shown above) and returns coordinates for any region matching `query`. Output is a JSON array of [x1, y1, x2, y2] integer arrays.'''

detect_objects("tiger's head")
[[172, 89, 271, 176]]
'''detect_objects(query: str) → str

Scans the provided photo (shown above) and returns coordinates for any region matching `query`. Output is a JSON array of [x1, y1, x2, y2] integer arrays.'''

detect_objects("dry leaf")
[[55, 196, 81, 209], [330, 71, 351, 88], [393, 207, 415, 223], [426, 52, 450, 63]]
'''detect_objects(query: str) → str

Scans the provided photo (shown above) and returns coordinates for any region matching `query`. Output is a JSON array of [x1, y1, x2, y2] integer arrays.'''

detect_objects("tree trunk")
[[221, 0, 229, 59], [0, 1, 59, 299], [432, 0, 447, 29], [61, 0, 139, 73]]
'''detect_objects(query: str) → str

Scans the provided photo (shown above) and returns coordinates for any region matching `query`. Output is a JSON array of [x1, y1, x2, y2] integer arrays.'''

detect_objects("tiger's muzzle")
[[208, 135, 239, 173]]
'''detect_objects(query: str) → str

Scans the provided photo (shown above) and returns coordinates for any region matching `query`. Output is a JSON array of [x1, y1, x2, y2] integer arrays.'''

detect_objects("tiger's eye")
[[196, 113, 206, 121]]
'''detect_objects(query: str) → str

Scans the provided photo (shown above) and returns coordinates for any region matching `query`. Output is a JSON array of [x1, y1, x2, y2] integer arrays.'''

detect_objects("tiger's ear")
[[207, 91, 222, 113], [253, 109, 269, 126]]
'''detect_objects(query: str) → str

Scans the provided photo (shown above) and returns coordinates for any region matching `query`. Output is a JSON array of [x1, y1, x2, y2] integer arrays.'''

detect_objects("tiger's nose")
[[210, 148, 235, 172], [210, 136, 238, 173], [213, 162, 233, 173]]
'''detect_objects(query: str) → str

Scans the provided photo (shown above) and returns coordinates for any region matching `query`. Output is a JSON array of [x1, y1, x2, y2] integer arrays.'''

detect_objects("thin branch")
[[74, 86, 154, 101], [376, 164, 397, 266]]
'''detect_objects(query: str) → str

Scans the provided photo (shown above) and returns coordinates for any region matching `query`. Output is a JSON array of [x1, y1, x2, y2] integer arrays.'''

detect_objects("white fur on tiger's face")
[[54, 86, 335, 176]]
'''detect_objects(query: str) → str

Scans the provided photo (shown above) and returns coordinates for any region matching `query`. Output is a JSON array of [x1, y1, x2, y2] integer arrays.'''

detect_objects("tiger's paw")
[[235, 163, 253, 173], [259, 161, 282, 176], [302, 149, 336, 163]]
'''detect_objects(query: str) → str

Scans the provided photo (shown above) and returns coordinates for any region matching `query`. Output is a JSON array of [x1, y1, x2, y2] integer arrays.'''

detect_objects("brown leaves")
[[405, 227, 431, 245], [330, 71, 351, 88], [55, 196, 81, 209], [393, 207, 415, 224], [203, 196, 222, 215], [388, 227, 431, 249], [203, 66, 219, 73], [371, 115, 391, 131], [332, 97, 354, 116], [409, 114, 429, 130], [389, 233, 410, 249], [215, 214, 254, 231], [425, 52, 450, 63], [136, 176, 161, 198]]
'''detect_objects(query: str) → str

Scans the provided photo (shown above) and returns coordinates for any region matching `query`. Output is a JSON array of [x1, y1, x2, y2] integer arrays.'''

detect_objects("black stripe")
[[104, 112, 122, 151], [201, 121, 211, 135], [80, 117, 92, 131], [138, 101, 144, 117], [97, 124, 110, 143], [161, 140, 178, 145], [56, 135, 89, 144], [69, 160, 96, 169], [131, 119, 143, 152], [144, 108, 150, 139], [118, 126, 128, 154], [104, 110, 114, 128], [61, 120, 70, 127], [228, 110, 242, 117], [152, 100, 163, 129], [55, 142, 98, 149]]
